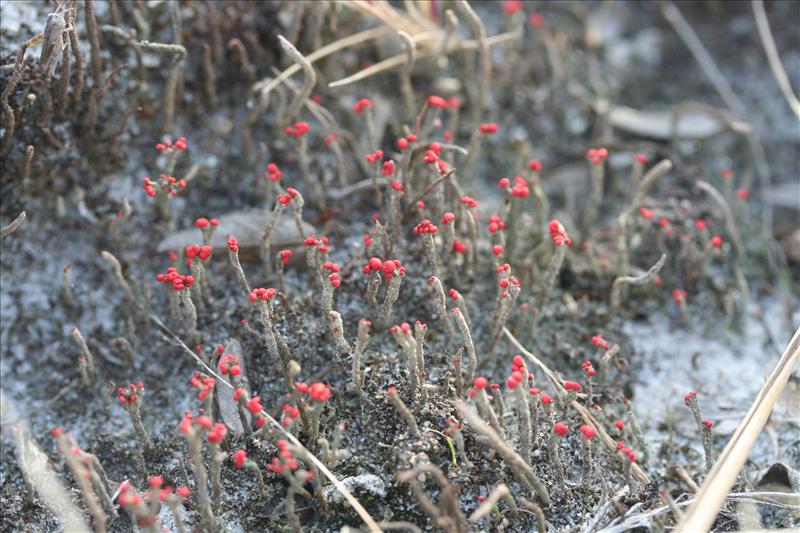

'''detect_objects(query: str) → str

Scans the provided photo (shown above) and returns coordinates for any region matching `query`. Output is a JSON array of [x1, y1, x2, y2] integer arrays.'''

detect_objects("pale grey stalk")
[[380, 271, 403, 328], [627, 409, 649, 463], [366, 270, 381, 314], [414, 322, 428, 402], [261, 201, 287, 277], [328, 311, 351, 354], [185, 431, 215, 527], [548, 431, 566, 491], [179, 289, 198, 339], [474, 388, 502, 437], [351, 319, 371, 392], [685, 394, 714, 472], [387, 388, 420, 437], [610, 254, 666, 315], [455, 0, 490, 126], [487, 283, 520, 353], [71, 327, 97, 378], [277, 35, 315, 126], [616, 160, 672, 274], [535, 244, 566, 323], [422, 233, 442, 280], [397, 31, 417, 122], [428, 276, 454, 338], [228, 246, 250, 294], [452, 308, 477, 384], [513, 373, 532, 463]]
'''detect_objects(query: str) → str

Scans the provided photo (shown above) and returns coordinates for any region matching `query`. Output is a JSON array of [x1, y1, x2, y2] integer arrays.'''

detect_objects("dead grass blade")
[[1, 210, 26, 238], [504, 328, 652, 485], [328, 30, 519, 89], [676, 327, 800, 532], [255, 26, 392, 100], [751, 0, 800, 118]]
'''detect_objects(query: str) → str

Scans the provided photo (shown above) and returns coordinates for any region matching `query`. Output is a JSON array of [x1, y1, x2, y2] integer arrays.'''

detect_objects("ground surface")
[[1, 1, 799, 532]]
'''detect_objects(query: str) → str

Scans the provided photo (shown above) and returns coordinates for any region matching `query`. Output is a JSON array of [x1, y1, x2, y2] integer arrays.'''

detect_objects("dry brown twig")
[[677, 328, 799, 532], [277, 35, 316, 127], [609, 253, 667, 314], [751, 0, 800, 118]]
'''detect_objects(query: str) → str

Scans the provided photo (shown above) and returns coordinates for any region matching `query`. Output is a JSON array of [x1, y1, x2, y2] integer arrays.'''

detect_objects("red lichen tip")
[[672, 288, 688, 305], [479, 122, 498, 134], [246, 396, 264, 414], [591, 334, 610, 350], [503, 0, 524, 14], [353, 98, 373, 114], [586, 147, 609, 165], [427, 95, 448, 108], [711, 235, 723, 248], [548, 219, 572, 246], [413, 219, 438, 234], [308, 382, 332, 402], [473, 376, 488, 389], [248, 287, 277, 302], [540, 393, 553, 405], [284, 121, 310, 138], [225, 234, 239, 252], [554, 422, 569, 436], [564, 381, 582, 392], [614, 420, 624, 430], [684, 391, 697, 402], [233, 449, 247, 469], [580, 424, 597, 439]]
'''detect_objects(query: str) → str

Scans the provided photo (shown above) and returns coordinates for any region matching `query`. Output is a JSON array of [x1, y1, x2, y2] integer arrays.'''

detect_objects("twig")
[[751, 1, 800, 118], [609, 254, 667, 314], [85, 0, 103, 86], [403, 169, 456, 219], [695, 181, 743, 260], [328, 30, 518, 88], [455, 0, 490, 126], [1, 211, 26, 238], [277, 35, 315, 126], [397, 30, 417, 122], [1, 50, 30, 156]]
